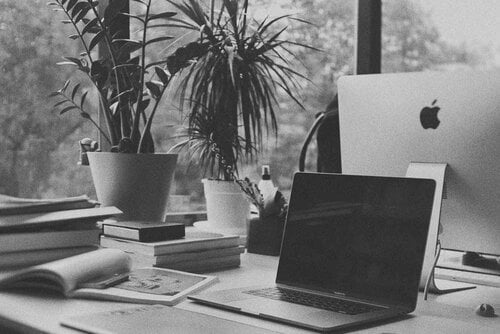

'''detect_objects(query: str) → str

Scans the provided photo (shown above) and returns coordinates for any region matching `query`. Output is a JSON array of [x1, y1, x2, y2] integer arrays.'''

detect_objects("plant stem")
[[58, 0, 118, 144], [88, 1, 126, 143], [131, 0, 152, 148], [137, 85, 166, 153]]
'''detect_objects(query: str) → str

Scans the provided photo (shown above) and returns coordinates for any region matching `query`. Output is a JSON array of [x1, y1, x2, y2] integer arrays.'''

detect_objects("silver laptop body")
[[189, 173, 435, 332]]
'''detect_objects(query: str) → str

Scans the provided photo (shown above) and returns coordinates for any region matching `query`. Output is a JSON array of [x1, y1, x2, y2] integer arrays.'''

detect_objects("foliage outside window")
[[1, 0, 497, 210]]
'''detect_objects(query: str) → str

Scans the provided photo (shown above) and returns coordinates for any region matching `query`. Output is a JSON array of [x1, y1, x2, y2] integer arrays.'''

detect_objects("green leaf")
[[71, 83, 81, 100], [56, 61, 78, 66], [112, 38, 142, 45], [137, 99, 150, 112], [59, 106, 78, 114], [82, 20, 99, 35], [66, 0, 78, 11], [68, 34, 79, 40], [82, 18, 100, 35], [145, 23, 195, 30], [48, 91, 61, 98], [154, 67, 170, 85], [54, 100, 68, 107], [71, 2, 89, 18], [145, 36, 173, 46], [62, 80, 71, 92], [116, 41, 143, 58], [75, 6, 92, 23], [80, 112, 91, 119], [145, 81, 161, 99], [80, 91, 89, 109], [147, 12, 177, 22], [63, 56, 82, 67], [131, 0, 147, 5], [88, 30, 106, 52], [118, 13, 145, 24], [145, 59, 169, 69], [112, 63, 141, 70], [103, 0, 127, 24]]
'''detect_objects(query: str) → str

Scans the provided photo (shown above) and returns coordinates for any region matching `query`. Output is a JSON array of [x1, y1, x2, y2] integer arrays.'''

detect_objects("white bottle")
[[258, 165, 276, 201]]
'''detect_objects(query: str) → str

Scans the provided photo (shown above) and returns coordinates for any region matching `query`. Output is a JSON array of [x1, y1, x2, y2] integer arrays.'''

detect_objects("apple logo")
[[420, 99, 440, 129]]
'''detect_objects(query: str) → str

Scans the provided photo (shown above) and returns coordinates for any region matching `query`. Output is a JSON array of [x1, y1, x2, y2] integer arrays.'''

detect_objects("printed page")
[[71, 267, 217, 305], [0, 249, 130, 295]]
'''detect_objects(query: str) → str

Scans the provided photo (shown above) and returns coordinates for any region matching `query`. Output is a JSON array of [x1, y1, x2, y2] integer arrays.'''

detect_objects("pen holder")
[[246, 215, 285, 256]]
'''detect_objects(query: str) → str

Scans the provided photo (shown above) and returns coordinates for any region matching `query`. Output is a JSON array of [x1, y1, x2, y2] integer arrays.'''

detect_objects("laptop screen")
[[276, 173, 435, 308]]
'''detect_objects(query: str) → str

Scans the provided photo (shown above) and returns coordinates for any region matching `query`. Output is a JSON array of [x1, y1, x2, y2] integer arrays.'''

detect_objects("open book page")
[[0, 249, 130, 295], [0, 194, 91, 205], [0, 194, 97, 215], [71, 267, 218, 306]]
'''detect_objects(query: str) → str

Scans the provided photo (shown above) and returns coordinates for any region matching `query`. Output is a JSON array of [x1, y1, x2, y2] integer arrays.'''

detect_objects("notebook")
[[61, 304, 280, 334], [189, 172, 436, 332]]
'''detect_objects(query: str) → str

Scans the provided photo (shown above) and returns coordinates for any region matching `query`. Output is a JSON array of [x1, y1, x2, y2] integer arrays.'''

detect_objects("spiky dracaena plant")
[[48, 0, 205, 153], [168, 0, 313, 180]]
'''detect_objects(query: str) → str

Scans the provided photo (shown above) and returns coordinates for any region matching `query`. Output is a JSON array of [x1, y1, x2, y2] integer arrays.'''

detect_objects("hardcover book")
[[0, 249, 217, 306], [102, 221, 185, 242], [0, 206, 122, 232], [156, 254, 242, 273], [0, 194, 97, 215], [129, 245, 245, 267], [100, 227, 240, 256], [0, 246, 99, 269], [0, 228, 101, 253]]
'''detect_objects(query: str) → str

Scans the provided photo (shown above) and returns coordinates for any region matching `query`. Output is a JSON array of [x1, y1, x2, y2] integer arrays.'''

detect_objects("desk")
[[0, 253, 498, 334]]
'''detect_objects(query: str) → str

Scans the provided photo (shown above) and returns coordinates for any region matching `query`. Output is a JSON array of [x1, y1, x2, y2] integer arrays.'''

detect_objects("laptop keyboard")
[[244, 287, 382, 315]]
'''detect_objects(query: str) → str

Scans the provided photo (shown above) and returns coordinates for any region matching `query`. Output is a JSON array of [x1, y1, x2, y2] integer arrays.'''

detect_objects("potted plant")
[[48, 0, 204, 221], [168, 0, 311, 231]]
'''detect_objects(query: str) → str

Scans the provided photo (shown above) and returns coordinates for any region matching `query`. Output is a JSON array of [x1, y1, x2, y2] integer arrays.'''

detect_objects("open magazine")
[[0, 249, 217, 305]]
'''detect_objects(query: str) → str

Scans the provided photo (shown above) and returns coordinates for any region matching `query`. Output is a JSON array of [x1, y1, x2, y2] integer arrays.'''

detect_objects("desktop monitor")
[[337, 70, 500, 257]]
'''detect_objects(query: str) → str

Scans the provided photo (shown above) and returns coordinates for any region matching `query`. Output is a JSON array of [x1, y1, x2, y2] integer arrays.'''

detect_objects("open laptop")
[[189, 172, 436, 332]]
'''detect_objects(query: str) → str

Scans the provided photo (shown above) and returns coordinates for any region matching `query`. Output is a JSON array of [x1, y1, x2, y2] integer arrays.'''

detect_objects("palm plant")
[[48, 0, 204, 153], [168, 0, 313, 180]]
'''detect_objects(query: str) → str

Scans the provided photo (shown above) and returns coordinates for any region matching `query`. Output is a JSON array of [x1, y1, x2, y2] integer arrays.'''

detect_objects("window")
[[7, 1, 495, 209], [0, 0, 96, 198], [382, 0, 500, 72]]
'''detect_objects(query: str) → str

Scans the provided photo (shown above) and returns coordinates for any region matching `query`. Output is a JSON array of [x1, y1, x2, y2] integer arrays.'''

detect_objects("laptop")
[[189, 172, 436, 332]]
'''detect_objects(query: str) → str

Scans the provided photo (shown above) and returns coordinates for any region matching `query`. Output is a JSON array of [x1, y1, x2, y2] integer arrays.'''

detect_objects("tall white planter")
[[87, 152, 177, 222], [202, 179, 249, 235]]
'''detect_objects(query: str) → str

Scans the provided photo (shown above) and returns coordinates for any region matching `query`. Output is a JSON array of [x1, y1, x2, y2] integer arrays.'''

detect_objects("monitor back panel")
[[338, 70, 500, 255]]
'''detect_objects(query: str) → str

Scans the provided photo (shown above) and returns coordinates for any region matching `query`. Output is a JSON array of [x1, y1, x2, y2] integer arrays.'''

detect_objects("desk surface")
[[0, 252, 499, 334]]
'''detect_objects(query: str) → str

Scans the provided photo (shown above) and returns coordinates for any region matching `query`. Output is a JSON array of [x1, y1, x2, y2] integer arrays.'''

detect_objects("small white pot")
[[87, 152, 177, 222], [202, 179, 249, 235]]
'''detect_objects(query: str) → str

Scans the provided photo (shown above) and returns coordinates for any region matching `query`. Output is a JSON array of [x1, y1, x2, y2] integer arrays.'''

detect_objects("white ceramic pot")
[[87, 152, 177, 222], [202, 179, 249, 235]]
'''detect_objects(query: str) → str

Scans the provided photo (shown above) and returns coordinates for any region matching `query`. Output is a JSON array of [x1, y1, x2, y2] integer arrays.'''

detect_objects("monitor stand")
[[406, 162, 475, 298]]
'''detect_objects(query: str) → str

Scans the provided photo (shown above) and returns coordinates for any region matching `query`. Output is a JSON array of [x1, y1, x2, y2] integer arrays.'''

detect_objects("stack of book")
[[100, 226, 244, 273], [0, 194, 121, 269]]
